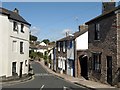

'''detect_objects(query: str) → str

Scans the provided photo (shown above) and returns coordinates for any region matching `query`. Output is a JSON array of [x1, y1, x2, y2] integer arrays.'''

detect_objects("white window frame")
[[12, 40, 17, 52], [58, 42, 60, 52], [13, 21, 18, 32], [63, 41, 65, 52]]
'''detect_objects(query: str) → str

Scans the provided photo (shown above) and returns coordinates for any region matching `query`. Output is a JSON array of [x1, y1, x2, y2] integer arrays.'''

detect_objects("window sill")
[[94, 40, 100, 42], [20, 52, 24, 54], [21, 31, 24, 33], [93, 70, 101, 73], [13, 29, 18, 32]]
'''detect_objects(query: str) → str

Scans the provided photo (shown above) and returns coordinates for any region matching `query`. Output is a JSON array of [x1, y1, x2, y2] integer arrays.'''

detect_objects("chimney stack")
[[79, 24, 88, 32], [102, 1, 115, 14], [14, 8, 19, 14]]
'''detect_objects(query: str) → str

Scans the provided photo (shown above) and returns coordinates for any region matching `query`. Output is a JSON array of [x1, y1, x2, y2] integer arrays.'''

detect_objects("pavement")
[[0, 74, 32, 86], [38, 59, 117, 90]]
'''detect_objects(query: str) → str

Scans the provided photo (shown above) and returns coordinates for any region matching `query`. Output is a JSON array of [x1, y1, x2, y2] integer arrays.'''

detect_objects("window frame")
[[20, 42, 24, 54], [63, 41, 66, 52], [21, 24, 24, 33], [92, 52, 101, 73], [94, 23, 100, 40], [25, 60, 28, 66], [13, 21, 18, 32], [12, 40, 17, 52], [58, 42, 60, 52]]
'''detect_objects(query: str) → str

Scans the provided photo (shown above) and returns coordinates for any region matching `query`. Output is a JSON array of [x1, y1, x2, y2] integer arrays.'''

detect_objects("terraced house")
[[86, 2, 120, 85], [56, 25, 88, 77], [0, 7, 31, 80]]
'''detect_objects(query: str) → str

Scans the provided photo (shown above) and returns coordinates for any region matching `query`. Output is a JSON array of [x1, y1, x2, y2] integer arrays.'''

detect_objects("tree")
[[42, 39, 50, 44], [30, 35, 37, 41]]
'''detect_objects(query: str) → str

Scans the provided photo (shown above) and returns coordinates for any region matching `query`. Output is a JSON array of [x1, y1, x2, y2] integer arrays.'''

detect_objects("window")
[[70, 40, 72, 48], [21, 24, 24, 33], [12, 62, 16, 75], [25, 60, 27, 66], [12, 41, 17, 52], [63, 41, 66, 52], [92, 53, 101, 73], [13, 21, 18, 31], [20, 42, 24, 54], [58, 42, 60, 52], [67, 40, 72, 49], [94, 23, 100, 40]]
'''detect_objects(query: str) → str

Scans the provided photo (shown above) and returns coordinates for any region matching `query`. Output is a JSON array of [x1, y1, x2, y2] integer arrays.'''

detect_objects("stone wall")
[[88, 12, 118, 85], [56, 41, 67, 74]]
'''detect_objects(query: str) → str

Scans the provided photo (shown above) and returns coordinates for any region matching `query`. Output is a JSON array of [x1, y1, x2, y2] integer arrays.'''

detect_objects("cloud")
[[30, 26, 40, 35]]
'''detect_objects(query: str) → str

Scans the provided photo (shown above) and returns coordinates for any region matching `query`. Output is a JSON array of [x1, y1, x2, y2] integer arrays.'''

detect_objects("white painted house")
[[0, 8, 31, 79]]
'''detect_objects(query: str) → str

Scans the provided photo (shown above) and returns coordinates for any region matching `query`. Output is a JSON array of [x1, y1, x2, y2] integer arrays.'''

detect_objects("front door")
[[19, 62, 23, 78], [107, 56, 112, 85]]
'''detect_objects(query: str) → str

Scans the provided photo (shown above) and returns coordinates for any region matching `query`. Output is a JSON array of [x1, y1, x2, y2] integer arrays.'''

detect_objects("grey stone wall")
[[88, 12, 118, 85], [56, 41, 67, 74]]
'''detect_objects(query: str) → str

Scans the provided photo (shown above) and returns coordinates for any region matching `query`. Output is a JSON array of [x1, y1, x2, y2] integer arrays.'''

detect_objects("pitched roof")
[[0, 7, 31, 26], [85, 6, 120, 24], [57, 28, 88, 42]]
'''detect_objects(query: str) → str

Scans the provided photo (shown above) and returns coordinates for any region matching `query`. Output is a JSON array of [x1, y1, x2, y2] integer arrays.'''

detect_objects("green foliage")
[[30, 35, 37, 41], [29, 50, 43, 59], [42, 39, 50, 44]]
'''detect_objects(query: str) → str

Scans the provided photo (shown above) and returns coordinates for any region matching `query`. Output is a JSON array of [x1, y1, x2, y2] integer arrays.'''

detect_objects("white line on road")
[[40, 85, 45, 90]]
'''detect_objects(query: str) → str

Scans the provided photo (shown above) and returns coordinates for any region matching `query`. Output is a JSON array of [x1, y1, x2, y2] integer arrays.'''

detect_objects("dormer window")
[[13, 21, 18, 31], [21, 24, 24, 33]]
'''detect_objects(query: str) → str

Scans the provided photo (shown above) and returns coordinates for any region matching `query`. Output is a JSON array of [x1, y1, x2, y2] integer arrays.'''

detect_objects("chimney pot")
[[14, 8, 19, 14]]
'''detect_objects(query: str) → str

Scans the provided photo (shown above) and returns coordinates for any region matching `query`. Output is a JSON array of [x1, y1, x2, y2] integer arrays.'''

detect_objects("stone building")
[[85, 2, 120, 85]]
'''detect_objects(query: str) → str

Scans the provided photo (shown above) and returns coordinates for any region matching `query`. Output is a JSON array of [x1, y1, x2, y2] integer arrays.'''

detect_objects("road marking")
[[35, 73, 53, 76], [40, 85, 44, 90]]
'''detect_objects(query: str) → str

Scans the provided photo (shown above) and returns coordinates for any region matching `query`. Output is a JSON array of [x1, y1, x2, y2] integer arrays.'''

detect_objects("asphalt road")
[[2, 61, 90, 90]]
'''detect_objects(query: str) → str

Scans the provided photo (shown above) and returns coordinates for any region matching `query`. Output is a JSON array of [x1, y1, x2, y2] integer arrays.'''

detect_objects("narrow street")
[[2, 61, 89, 90]]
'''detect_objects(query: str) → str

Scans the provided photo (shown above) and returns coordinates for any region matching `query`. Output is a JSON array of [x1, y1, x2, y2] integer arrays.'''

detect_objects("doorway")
[[79, 55, 88, 80], [107, 56, 112, 85], [19, 62, 23, 78], [12, 62, 16, 76]]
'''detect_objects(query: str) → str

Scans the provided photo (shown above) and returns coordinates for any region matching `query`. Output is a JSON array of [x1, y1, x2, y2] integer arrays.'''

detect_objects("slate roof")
[[85, 5, 120, 24], [57, 28, 88, 42], [0, 7, 31, 26]]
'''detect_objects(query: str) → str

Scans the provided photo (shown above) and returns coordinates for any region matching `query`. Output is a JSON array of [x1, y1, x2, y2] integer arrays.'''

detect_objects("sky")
[[2, 2, 102, 41]]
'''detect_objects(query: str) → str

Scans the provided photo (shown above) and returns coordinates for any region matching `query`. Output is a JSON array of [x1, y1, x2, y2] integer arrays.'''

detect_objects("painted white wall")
[[76, 31, 88, 50], [0, 14, 30, 77], [36, 49, 47, 56], [39, 42, 46, 46]]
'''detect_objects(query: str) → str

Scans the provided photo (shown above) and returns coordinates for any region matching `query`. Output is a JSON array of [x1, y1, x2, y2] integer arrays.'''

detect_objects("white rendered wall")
[[76, 31, 88, 50], [0, 14, 30, 77], [0, 14, 9, 77]]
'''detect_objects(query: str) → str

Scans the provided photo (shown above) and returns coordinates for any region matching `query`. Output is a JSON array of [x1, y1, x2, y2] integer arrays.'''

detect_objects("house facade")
[[75, 25, 88, 79], [56, 26, 88, 77], [56, 39, 68, 74], [0, 8, 31, 79], [85, 2, 120, 85]]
